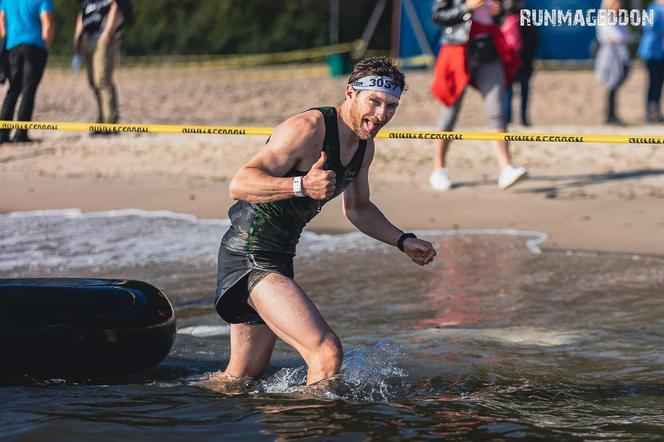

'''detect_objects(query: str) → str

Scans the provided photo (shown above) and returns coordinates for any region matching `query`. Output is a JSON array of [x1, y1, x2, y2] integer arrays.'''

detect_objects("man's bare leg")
[[224, 323, 277, 378], [200, 323, 276, 391], [248, 273, 343, 385]]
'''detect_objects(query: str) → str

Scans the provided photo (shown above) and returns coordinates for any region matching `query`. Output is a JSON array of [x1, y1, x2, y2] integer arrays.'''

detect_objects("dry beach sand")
[[1, 64, 663, 256]]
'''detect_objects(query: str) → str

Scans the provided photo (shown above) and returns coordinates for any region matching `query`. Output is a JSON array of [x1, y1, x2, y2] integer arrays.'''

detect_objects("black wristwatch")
[[397, 233, 417, 252]]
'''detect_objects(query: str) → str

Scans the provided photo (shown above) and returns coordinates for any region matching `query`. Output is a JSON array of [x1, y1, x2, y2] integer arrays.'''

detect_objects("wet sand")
[[1, 64, 663, 256]]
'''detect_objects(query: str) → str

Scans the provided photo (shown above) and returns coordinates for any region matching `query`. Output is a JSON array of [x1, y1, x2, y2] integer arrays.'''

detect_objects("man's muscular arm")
[[343, 141, 437, 266], [229, 111, 335, 203]]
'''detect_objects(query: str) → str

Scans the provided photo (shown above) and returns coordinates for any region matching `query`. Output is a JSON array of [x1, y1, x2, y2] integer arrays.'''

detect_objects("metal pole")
[[391, 0, 402, 60], [330, 0, 339, 45], [357, 0, 388, 57]]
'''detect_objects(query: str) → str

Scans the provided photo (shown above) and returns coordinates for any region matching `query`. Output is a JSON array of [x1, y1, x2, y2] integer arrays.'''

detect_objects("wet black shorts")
[[214, 246, 294, 325]]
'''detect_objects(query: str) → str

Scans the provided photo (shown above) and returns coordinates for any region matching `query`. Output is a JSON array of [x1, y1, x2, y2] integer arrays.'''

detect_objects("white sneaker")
[[498, 165, 528, 189], [429, 168, 452, 191]]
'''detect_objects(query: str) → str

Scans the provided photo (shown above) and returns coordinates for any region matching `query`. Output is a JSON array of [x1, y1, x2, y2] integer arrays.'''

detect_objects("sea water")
[[1, 209, 664, 440]]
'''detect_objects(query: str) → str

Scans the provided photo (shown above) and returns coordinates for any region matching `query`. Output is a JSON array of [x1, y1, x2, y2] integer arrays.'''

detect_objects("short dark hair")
[[347, 56, 408, 94]]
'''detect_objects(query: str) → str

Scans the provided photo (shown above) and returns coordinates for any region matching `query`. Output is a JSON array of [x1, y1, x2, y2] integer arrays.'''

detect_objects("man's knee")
[[91, 60, 113, 89], [93, 71, 113, 89], [21, 83, 39, 97], [4, 86, 21, 100]]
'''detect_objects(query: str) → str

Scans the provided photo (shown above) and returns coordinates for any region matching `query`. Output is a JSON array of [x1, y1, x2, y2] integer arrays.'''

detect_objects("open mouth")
[[364, 119, 380, 134]]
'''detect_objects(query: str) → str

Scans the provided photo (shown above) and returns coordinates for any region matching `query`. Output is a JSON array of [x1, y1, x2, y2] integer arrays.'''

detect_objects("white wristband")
[[293, 176, 305, 197]]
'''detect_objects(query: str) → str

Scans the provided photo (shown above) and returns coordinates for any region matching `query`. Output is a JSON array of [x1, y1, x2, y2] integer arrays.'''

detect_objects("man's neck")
[[336, 102, 360, 149]]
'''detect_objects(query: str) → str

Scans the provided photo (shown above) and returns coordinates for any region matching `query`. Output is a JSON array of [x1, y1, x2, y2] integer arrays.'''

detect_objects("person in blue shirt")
[[638, 0, 664, 123], [0, 0, 55, 143]]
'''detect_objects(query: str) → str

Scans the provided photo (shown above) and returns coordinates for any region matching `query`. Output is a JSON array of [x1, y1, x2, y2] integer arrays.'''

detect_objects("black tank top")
[[222, 106, 367, 256]]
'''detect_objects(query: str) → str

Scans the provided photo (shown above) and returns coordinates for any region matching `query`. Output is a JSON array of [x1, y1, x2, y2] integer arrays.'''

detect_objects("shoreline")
[[3, 170, 662, 258]]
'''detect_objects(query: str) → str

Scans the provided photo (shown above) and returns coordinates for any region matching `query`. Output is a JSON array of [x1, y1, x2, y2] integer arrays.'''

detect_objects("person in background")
[[0, 0, 55, 143], [594, 0, 633, 125], [429, 0, 527, 191], [501, 0, 537, 127], [73, 0, 132, 132], [637, 0, 664, 123]]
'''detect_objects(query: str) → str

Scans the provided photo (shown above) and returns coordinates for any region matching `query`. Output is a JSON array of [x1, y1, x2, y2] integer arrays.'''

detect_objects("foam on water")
[[0, 208, 550, 273], [409, 327, 582, 347], [177, 325, 231, 337], [0, 209, 230, 272]]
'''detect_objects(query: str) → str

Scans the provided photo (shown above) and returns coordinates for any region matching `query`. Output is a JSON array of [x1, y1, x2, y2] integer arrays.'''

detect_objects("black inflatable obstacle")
[[0, 278, 176, 379]]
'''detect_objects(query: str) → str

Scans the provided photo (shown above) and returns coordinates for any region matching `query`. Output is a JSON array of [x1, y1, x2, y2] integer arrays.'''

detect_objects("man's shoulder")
[[37, 0, 55, 12], [0, 0, 16, 11], [290, 108, 325, 127], [1, 0, 52, 13], [81, 0, 113, 10], [279, 109, 326, 142], [264, 109, 327, 158]]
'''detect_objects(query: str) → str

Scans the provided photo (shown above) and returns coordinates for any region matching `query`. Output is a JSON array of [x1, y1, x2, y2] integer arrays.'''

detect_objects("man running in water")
[[212, 57, 437, 386]]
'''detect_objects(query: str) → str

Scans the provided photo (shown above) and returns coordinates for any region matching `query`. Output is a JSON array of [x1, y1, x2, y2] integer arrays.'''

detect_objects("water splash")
[[253, 341, 409, 402], [256, 366, 308, 395]]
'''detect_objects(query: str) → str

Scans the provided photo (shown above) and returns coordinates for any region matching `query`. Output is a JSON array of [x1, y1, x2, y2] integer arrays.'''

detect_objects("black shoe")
[[605, 116, 626, 126], [646, 113, 664, 123], [11, 131, 33, 143]]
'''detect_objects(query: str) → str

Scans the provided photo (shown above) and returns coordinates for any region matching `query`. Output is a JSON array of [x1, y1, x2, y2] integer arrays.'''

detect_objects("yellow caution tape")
[[0, 121, 274, 136], [397, 54, 435, 69], [378, 130, 664, 144], [1, 120, 662, 145], [119, 41, 359, 68], [216, 66, 329, 81]]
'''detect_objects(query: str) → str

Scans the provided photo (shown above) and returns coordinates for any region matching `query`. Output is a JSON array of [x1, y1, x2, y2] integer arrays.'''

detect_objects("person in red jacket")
[[429, 0, 527, 191]]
